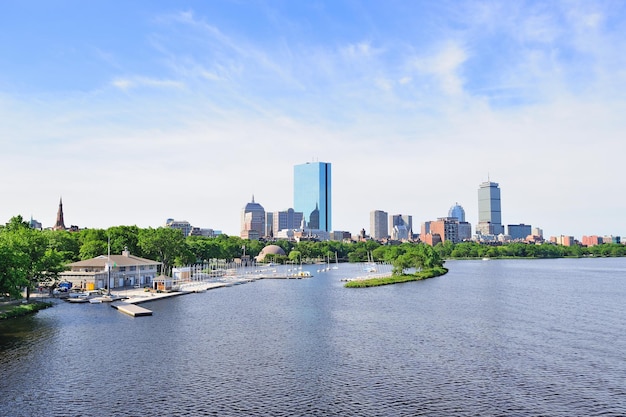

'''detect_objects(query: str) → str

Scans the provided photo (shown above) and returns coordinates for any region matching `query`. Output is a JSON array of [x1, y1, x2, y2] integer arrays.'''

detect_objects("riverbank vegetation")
[[0, 301, 53, 320], [345, 266, 448, 288], [2, 213, 625, 301], [345, 243, 447, 287]]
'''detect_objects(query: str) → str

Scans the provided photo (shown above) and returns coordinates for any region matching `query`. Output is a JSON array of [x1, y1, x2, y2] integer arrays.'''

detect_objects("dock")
[[111, 302, 153, 317]]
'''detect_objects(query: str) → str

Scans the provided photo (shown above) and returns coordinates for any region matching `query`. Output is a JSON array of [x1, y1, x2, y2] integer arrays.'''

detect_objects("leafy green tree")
[[288, 250, 302, 264], [138, 227, 194, 275], [78, 229, 109, 260], [1, 216, 65, 299], [0, 235, 29, 299], [107, 225, 141, 256], [44, 230, 80, 263]]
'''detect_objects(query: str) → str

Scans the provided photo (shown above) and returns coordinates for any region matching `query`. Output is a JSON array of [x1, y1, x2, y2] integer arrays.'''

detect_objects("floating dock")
[[111, 302, 153, 317]]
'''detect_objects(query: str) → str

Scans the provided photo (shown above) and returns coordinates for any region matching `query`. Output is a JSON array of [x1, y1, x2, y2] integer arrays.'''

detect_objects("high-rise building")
[[507, 224, 532, 241], [273, 208, 304, 233], [294, 162, 332, 232], [370, 210, 388, 240], [430, 217, 460, 243], [448, 203, 466, 222], [477, 180, 504, 235], [390, 214, 412, 241], [240, 195, 265, 240]]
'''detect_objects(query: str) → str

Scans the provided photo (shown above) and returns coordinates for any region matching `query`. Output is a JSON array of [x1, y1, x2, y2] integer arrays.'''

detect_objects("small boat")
[[66, 297, 89, 303]]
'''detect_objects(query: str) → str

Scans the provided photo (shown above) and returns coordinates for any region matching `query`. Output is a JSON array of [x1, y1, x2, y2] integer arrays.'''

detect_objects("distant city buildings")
[[507, 224, 532, 241], [390, 214, 412, 241], [430, 217, 460, 244], [240, 195, 265, 240], [476, 180, 504, 236], [294, 162, 332, 232], [448, 203, 465, 222], [29, 217, 42, 230], [448, 203, 472, 241], [165, 219, 193, 237], [370, 210, 388, 240], [272, 208, 304, 236]]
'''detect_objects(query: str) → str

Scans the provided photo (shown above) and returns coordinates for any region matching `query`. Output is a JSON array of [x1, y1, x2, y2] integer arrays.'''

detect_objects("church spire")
[[53, 197, 66, 231]]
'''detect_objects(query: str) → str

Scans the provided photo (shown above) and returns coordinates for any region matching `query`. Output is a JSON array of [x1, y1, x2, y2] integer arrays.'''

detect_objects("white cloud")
[[412, 42, 468, 96], [111, 76, 185, 91]]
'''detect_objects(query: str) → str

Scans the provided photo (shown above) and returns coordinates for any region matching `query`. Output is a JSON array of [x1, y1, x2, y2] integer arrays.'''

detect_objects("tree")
[[1, 216, 66, 299], [107, 225, 141, 256], [138, 227, 194, 275], [0, 236, 29, 299], [78, 229, 109, 260]]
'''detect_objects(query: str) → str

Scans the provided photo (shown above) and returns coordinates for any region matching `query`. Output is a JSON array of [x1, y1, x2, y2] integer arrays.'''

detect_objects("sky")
[[1, 0, 625, 239]]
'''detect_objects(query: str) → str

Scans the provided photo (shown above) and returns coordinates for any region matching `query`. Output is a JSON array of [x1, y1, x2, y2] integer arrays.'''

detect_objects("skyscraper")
[[240, 195, 265, 240], [448, 203, 466, 222], [390, 214, 412, 241], [477, 180, 504, 235], [370, 210, 388, 240], [294, 162, 332, 232], [448, 202, 472, 241]]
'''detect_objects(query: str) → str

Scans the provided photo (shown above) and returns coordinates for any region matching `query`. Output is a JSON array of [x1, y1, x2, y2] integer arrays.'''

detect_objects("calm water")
[[1, 258, 625, 416]]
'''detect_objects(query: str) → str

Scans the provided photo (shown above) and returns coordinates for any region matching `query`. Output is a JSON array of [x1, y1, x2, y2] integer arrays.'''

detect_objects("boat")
[[66, 296, 89, 303]]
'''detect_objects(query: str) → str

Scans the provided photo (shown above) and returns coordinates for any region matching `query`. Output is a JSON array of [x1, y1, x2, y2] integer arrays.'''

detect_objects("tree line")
[[1, 214, 624, 299]]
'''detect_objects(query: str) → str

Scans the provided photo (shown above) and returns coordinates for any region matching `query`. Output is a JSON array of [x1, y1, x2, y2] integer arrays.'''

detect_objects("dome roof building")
[[448, 203, 466, 223], [256, 245, 286, 262]]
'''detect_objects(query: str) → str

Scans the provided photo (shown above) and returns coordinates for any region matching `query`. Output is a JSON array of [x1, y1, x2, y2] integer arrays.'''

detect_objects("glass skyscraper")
[[477, 181, 504, 235], [294, 162, 332, 232]]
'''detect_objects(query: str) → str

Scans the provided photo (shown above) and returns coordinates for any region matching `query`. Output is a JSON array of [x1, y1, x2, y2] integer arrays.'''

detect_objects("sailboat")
[[331, 252, 339, 269]]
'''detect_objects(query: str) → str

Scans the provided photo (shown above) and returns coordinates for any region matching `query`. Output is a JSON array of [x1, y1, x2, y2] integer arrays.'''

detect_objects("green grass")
[[0, 301, 53, 320], [344, 267, 448, 288]]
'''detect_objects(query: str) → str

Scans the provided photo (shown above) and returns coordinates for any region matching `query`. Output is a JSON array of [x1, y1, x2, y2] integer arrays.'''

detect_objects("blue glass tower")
[[294, 162, 332, 232]]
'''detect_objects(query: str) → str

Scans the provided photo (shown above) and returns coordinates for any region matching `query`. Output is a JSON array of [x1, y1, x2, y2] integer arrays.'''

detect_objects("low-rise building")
[[59, 249, 161, 290]]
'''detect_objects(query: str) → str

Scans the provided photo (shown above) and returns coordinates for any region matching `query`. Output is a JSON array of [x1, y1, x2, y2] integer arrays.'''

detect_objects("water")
[[1, 258, 625, 416]]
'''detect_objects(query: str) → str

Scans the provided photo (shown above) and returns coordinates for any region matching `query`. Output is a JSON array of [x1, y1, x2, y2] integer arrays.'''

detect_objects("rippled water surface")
[[1, 258, 625, 416]]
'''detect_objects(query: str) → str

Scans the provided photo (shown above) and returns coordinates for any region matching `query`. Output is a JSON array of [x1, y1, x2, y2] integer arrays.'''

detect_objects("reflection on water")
[[1, 258, 625, 416]]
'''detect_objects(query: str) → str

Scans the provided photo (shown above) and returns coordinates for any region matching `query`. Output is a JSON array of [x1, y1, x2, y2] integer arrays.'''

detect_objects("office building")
[[448, 202, 471, 240], [477, 180, 504, 235], [273, 208, 304, 234], [240, 195, 265, 240], [448, 203, 466, 222], [165, 219, 193, 237], [430, 217, 460, 243], [390, 214, 412, 241], [294, 162, 332, 232], [370, 210, 389, 240], [507, 224, 532, 241]]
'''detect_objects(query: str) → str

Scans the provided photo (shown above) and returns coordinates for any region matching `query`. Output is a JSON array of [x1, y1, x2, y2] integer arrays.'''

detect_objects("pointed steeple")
[[54, 197, 66, 231]]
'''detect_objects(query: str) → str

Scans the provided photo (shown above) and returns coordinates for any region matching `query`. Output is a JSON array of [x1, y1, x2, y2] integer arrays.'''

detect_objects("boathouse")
[[59, 249, 161, 291]]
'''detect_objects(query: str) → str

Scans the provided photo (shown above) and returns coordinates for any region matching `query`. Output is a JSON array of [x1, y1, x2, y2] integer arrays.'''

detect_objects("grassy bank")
[[0, 301, 53, 320], [344, 266, 448, 288]]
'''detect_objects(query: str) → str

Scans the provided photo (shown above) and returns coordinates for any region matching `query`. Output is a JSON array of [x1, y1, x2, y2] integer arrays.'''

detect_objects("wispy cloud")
[[411, 42, 468, 96], [111, 76, 185, 91]]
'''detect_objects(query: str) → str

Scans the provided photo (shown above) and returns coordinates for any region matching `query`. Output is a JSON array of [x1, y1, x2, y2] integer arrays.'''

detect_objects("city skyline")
[[1, 1, 625, 238]]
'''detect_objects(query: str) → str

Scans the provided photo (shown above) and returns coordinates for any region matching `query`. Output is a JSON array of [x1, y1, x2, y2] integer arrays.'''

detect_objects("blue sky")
[[1, 0, 625, 238]]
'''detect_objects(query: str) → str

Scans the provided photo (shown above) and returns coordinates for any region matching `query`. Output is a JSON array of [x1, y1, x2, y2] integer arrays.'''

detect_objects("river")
[[1, 258, 625, 416]]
